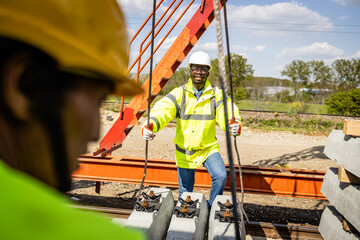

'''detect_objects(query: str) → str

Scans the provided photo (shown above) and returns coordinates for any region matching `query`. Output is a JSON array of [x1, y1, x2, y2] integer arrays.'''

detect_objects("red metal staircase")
[[94, 0, 226, 157]]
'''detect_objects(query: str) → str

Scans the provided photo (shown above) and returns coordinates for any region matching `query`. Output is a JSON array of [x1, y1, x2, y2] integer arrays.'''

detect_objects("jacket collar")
[[184, 78, 213, 95]]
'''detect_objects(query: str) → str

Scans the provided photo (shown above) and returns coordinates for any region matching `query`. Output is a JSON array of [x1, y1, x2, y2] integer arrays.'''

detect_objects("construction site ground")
[[68, 109, 339, 229]]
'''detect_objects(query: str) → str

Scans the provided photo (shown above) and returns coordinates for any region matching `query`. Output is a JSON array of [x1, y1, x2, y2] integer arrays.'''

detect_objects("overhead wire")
[[126, 17, 360, 35], [126, 22, 360, 35], [127, 17, 360, 27]]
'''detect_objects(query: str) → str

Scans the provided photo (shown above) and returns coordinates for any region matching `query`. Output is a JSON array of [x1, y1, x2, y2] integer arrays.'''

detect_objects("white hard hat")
[[188, 51, 211, 70]]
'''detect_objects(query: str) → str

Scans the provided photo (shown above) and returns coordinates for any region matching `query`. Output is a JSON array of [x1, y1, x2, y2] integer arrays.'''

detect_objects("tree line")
[[151, 53, 360, 115], [281, 58, 360, 100]]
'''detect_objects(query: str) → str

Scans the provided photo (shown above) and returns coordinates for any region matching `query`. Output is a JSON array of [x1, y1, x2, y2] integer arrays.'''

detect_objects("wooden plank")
[[338, 166, 360, 184], [343, 119, 360, 137]]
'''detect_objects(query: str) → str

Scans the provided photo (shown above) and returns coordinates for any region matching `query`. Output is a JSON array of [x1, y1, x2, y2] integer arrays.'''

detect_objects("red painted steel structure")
[[76, 1, 327, 201], [95, 0, 225, 157], [73, 156, 326, 199]]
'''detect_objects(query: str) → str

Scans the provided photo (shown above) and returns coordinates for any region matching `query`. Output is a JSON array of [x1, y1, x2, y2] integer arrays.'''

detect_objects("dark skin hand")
[[190, 64, 210, 91]]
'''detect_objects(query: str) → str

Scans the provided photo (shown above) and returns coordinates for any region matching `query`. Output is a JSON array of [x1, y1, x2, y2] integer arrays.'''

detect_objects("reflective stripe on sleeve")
[[165, 93, 180, 118], [215, 98, 224, 109], [150, 116, 160, 131]]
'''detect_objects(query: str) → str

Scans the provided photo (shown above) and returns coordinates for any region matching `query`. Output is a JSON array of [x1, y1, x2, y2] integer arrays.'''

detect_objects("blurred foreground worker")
[[0, 0, 145, 239], [142, 51, 241, 208]]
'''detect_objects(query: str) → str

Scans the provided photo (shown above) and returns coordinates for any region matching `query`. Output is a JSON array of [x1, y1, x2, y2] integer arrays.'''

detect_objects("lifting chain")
[[136, 0, 157, 202], [213, 0, 247, 239]]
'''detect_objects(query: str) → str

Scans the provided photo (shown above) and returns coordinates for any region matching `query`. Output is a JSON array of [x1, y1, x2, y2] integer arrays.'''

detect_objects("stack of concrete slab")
[[124, 187, 174, 240], [166, 192, 208, 240], [319, 129, 360, 239]]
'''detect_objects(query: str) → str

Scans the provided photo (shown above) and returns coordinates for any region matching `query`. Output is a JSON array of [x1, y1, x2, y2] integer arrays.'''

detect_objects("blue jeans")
[[177, 152, 227, 209]]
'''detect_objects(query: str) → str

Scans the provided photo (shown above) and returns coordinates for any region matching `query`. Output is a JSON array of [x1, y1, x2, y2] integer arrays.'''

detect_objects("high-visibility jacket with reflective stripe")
[[146, 79, 241, 168], [0, 160, 145, 240]]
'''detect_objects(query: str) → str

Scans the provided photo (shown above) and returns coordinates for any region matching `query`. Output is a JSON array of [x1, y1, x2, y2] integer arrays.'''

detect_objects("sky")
[[117, 0, 360, 79]]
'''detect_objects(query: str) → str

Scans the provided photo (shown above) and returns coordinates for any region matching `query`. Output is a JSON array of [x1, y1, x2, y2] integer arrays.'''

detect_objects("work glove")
[[141, 123, 156, 141], [229, 119, 241, 136]]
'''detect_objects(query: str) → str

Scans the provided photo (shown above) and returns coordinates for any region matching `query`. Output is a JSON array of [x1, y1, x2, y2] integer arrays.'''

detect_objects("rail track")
[[73, 156, 326, 199], [239, 108, 360, 118], [72, 205, 322, 239], [102, 100, 360, 118]]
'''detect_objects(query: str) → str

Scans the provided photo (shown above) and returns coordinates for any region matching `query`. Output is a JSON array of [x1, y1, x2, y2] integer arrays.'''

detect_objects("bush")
[[326, 89, 360, 115], [243, 116, 339, 134], [287, 101, 310, 116], [275, 90, 294, 103], [300, 91, 315, 102], [234, 88, 249, 101]]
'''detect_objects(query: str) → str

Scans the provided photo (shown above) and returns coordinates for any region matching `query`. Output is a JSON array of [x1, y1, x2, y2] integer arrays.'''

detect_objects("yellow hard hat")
[[0, 0, 142, 96]]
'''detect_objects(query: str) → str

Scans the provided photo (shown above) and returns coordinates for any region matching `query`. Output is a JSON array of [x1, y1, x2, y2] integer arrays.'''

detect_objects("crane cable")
[[222, 0, 249, 224], [212, 0, 243, 239], [136, 0, 157, 202]]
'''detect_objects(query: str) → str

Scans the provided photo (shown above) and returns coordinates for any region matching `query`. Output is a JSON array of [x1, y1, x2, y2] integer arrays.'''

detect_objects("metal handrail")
[[128, 0, 165, 45], [135, 0, 194, 77], [135, 0, 178, 84], [128, 0, 195, 75], [120, 0, 195, 119]]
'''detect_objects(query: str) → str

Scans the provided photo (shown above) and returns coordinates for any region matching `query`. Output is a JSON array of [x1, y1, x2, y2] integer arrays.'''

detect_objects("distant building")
[[246, 86, 293, 97]]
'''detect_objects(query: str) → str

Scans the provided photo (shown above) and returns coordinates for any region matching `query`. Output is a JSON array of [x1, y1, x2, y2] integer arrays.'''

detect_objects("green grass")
[[236, 100, 328, 114], [243, 116, 343, 135]]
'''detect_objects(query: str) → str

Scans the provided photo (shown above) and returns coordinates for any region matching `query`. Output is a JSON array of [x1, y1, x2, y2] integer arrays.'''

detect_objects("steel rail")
[[102, 101, 360, 119], [71, 205, 322, 239], [73, 155, 326, 199], [246, 221, 322, 240], [71, 205, 133, 219], [239, 108, 360, 118]]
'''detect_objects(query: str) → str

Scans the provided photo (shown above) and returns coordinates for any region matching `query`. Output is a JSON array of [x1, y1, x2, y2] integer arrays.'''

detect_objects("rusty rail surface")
[[73, 155, 326, 199], [72, 205, 322, 239]]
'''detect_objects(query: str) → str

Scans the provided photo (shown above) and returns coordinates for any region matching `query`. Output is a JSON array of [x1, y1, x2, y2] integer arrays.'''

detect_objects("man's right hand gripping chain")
[[229, 119, 241, 136], [141, 123, 156, 141]]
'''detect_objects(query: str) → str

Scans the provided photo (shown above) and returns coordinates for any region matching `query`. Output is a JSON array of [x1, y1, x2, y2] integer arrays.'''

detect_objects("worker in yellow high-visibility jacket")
[[142, 51, 242, 208], [0, 1, 145, 239]]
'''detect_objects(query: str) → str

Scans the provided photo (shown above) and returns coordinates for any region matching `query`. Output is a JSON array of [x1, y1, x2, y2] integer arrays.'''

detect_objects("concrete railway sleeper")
[[71, 204, 322, 239]]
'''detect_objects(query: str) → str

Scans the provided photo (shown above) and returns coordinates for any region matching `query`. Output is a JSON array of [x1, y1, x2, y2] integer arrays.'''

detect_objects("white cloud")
[[117, 0, 169, 16], [170, 3, 200, 24], [232, 45, 248, 52], [276, 42, 344, 59], [275, 65, 285, 72], [237, 52, 249, 59], [251, 45, 266, 52], [117, 0, 153, 15], [332, 0, 347, 6], [227, 2, 333, 36], [331, 0, 360, 6], [127, 28, 136, 39], [117, 0, 199, 22], [193, 43, 264, 56], [193, 42, 219, 51], [339, 15, 350, 20], [353, 50, 360, 58], [157, 36, 177, 50]]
